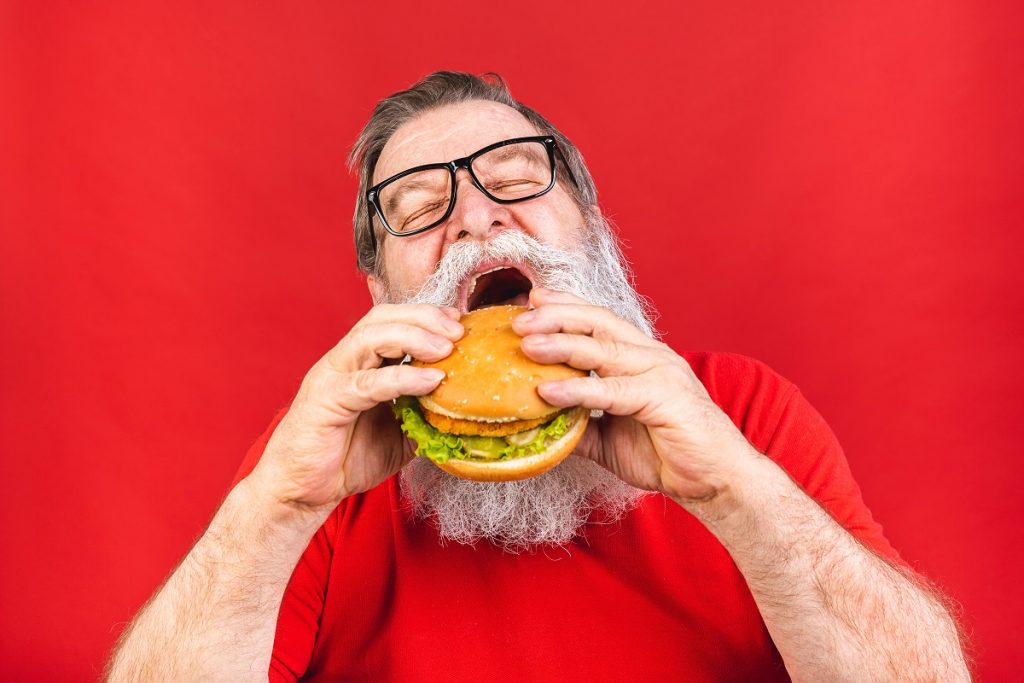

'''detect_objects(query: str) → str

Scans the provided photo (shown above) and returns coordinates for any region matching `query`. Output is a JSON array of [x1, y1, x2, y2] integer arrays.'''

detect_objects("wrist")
[[238, 468, 335, 537], [672, 444, 770, 524]]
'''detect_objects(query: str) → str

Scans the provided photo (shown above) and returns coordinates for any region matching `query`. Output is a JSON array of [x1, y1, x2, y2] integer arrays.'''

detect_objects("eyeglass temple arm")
[[554, 145, 580, 189], [367, 203, 379, 268]]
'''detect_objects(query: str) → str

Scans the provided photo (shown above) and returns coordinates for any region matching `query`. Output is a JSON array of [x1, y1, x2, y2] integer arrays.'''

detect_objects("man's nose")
[[442, 170, 514, 244]]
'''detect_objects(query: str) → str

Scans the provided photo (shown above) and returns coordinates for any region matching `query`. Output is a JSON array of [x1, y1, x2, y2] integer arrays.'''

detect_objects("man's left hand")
[[513, 288, 756, 505]]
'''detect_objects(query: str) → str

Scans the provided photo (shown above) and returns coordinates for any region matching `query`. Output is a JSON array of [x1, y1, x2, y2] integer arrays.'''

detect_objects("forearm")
[[681, 451, 969, 682], [105, 474, 329, 682]]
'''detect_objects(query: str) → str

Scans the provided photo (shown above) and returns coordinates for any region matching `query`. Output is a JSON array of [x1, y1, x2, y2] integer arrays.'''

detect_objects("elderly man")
[[106, 72, 968, 681]]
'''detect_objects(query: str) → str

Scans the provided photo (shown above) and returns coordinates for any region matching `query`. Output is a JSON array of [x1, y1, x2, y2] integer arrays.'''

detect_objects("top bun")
[[413, 305, 586, 421]]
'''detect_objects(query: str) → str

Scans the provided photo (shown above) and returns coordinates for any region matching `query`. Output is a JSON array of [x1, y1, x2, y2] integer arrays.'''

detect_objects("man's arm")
[[515, 288, 970, 681], [104, 303, 464, 680], [683, 451, 970, 682], [104, 477, 326, 682]]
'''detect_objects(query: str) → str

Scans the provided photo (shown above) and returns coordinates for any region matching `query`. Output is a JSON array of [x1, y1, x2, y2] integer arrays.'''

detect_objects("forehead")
[[374, 100, 540, 184]]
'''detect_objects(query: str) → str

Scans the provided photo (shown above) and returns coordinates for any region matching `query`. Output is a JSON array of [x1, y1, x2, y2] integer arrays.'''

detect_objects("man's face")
[[369, 100, 587, 303], [369, 101, 655, 550]]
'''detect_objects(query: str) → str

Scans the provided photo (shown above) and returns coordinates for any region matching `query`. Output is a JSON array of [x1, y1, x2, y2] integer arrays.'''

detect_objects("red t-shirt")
[[232, 351, 903, 682]]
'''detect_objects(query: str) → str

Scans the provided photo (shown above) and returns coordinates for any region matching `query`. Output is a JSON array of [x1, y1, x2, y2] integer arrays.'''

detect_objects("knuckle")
[[602, 337, 626, 360], [409, 303, 442, 321], [644, 344, 676, 368], [592, 303, 615, 318], [668, 360, 698, 387], [606, 375, 628, 393], [361, 303, 391, 324], [342, 321, 376, 354], [349, 326, 379, 366], [378, 364, 403, 385], [303, 366, 352, 410], [351, 369, 376, 396], [349, 322, 371, 346]]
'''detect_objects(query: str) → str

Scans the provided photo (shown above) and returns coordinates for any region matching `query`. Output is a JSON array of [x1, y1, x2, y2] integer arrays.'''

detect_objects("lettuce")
[[393, 396, 573, 465], [394, 396, 465, 463]]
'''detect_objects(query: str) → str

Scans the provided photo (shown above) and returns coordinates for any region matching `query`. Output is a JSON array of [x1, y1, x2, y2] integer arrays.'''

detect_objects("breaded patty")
[[421, 407, 557, 437]]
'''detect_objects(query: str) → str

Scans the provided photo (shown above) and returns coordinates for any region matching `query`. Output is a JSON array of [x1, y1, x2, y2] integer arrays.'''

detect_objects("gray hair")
[[347, 71, 600, 277]]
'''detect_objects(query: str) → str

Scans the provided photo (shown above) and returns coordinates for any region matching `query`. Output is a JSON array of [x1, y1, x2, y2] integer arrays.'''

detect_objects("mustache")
[[392, 222, 657, 340], [400, 230, 578, 308]]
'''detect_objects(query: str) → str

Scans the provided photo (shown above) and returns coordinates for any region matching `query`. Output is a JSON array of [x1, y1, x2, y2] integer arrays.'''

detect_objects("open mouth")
[[464, 264, 535, 311]]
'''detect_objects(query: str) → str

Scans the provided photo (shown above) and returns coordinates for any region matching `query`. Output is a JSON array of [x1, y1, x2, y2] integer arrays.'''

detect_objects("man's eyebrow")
[[487, 144, 535, 163]]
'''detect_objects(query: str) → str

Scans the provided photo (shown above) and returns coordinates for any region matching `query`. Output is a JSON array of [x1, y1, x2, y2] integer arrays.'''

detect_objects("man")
[[105, 72, 969, 681]]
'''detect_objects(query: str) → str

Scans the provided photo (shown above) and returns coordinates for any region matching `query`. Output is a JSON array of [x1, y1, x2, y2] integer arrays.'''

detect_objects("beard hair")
[[385, 214, 657, 552]]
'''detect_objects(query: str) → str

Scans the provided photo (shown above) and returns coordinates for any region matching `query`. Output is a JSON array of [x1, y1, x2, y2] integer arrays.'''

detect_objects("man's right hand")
[[247, 303, 464, 516]]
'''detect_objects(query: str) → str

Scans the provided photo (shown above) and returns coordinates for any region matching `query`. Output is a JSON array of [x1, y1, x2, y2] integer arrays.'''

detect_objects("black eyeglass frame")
[[366, 135, 577, 247]]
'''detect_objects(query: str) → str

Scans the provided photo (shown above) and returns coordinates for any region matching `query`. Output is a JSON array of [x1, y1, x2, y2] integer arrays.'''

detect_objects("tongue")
[[496, 292, 531, 307]]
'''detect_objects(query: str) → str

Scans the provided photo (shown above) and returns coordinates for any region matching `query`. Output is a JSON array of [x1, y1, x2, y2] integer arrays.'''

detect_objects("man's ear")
[[367, 273, 386, 304]]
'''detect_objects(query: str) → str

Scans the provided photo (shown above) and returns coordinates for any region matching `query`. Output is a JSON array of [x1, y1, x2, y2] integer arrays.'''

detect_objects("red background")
[[2, 1, 1022, 679]]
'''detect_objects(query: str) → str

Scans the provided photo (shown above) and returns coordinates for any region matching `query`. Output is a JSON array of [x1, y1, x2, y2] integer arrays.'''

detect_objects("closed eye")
[[488, 179, 540, 191], [402, 201, 448, 229]]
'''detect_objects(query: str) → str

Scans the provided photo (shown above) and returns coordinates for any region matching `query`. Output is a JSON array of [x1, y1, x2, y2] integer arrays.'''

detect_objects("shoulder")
[[681, 350, 795, 393], [681, 353, 905, 565], [680, 351, 800, 452]]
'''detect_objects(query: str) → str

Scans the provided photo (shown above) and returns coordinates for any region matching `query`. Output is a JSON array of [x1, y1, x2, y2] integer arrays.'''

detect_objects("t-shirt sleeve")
[[758, 384, 906, 567], [231, 409, 336, 682], [230, 408, 290, 487], [691, 351, 907, 569]]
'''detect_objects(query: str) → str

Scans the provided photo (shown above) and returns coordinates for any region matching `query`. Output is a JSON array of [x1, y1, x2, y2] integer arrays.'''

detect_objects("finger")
[[520, 333, 663, 377], [354, 401, 417, 468], [513, 302, 656, 347], [537, 375, 652, 419], [333, 365, 445, 416], [357, 303, 464, 341], [568, 417, 603, 466], [529, 287, 588, 307], [329, 322, 456, 372]]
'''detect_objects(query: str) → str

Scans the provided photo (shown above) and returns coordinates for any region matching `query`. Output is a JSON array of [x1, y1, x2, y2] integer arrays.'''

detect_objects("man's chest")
[[302, 496, 788, 682]]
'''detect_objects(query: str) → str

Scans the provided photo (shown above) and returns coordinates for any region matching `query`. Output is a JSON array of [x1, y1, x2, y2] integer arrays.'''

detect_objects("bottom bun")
[[433, 408, 589, 483]]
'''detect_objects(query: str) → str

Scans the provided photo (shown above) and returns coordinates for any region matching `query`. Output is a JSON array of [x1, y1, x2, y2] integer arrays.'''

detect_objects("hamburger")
[[394, 304, 589, 482]]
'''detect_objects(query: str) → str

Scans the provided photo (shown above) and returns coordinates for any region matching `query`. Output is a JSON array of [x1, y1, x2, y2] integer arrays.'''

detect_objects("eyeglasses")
[[367, 136, 576, 243]]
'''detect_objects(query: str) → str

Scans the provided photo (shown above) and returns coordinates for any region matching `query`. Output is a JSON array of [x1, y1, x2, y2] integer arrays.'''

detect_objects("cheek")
[[521, 195, 586, 248], [383, 233, 445, 292]]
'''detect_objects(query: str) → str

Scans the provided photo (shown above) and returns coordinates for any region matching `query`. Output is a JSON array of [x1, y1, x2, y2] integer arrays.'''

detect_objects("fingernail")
[[421, 368, 445, 381], [429, 335, 452, 351], [537, 381, 567, 403], [523, 334, 552, 347], [515, 310, 536, 323]]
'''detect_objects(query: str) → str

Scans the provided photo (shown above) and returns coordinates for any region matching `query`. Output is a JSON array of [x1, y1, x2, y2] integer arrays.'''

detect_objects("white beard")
[[385, 217, 657, 551]]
